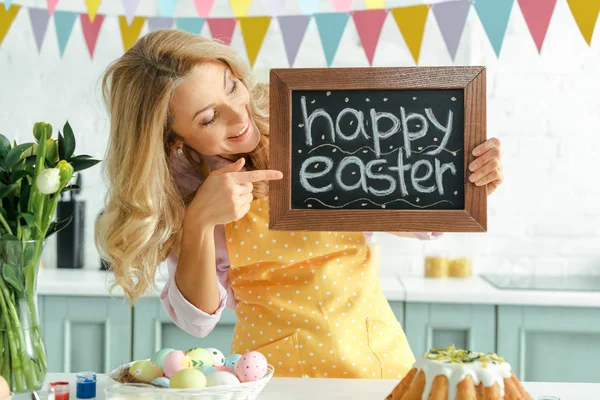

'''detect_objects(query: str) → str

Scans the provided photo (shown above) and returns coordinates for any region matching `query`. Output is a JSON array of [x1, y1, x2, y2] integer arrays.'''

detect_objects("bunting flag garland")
[[353, 9, 387, 65], [238, 16, 270, 67], [29, 8, 50, 52], [0, 3, 19, 47], [81, 13, 104, 57], [566, 0, 599, 45], [119, 15, 145, 51], [279, 14, 311, 66], [176, 17, 204, 34], [391, 5, 429, 64], [518, 0, 558, 52], [54, 10, 77, 57], [0, 0, 597, 66], [473, 0, 514, 57]]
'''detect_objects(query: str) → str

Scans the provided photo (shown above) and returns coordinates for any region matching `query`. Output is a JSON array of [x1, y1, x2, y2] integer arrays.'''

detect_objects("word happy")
[[299, 95, 458, 198]]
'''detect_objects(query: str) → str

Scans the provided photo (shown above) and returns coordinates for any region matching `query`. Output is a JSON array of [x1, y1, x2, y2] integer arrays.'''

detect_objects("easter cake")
[[385, 346, 533, 400]]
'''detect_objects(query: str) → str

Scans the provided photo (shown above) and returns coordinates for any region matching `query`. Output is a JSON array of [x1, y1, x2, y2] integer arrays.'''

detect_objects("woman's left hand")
[[468, 137, 503, 196]]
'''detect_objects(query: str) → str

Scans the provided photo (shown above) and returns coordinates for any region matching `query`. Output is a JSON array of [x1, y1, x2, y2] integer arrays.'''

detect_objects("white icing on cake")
[[411, 346, 512, 400]]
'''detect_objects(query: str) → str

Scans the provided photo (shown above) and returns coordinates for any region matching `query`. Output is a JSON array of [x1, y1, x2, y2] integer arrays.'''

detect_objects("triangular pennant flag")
[[331, 0, 352, 12], [363, 0, 385, 10], [47, 0, 60, 16], [176, 17, 205, 34], [84, 0, 102, 23], [299, 0, 320, 15], [391, 5, 429, 64], [432, 0, 471, 61], [278, 15, 310, 66], [148, 17, 174, 31], [352, 9, 387, 66], [3, 1, 12, 8], [118, 15, 145, 51], [263, 0, 285, 16], [0, 4, 20, 47], [207, 17, 237, 45], [122, 0, 140, 25], [157, 0, 178, 17], [193, 0, 214, 17], [229, 0, 252, 18], [566, 0, 599, 46], [315, 12, 349, 66], [80, 13, 104, 58], [517, 0, 557, 52], [29, 8, 50, 52], [239, 16, 271, 67], [53, 10, 77, 57], [474, 0, 514, 57]]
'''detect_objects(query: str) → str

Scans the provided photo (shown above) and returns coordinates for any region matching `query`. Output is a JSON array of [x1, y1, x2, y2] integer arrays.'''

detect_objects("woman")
[[95, 30, 503, 379]]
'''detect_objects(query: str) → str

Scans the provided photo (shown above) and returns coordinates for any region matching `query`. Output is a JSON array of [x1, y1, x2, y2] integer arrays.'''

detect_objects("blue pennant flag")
[[474, 0, 515, 57], [298, 0, 320, 15], [176, 17, 205, 34], [157, 0, 178, 17], [314, 12, 349, 67], [54, 11, 77, 57]]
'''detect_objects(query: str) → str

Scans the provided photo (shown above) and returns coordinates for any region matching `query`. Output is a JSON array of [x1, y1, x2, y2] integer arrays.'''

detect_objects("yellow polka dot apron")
[[224, 198, 415, 379]]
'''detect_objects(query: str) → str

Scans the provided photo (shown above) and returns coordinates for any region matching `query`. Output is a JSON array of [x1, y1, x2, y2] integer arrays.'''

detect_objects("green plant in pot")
[[0, 121, 100, 393]]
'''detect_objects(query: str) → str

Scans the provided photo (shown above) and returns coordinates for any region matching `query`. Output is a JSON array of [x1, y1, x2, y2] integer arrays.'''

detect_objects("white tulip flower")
[[36, 168, 61, 194]]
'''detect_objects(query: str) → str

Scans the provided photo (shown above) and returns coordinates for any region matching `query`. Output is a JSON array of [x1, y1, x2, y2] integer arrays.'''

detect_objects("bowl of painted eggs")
[[108, 347, 274, 400]]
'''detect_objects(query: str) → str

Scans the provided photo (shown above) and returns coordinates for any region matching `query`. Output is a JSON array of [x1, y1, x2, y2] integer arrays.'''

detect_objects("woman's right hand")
[[185, 157, 283, 228]]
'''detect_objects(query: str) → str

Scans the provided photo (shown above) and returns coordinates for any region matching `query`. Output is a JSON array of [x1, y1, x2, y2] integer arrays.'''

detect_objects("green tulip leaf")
[[20, 212, 36, 230], [5, 143, 34, 169], [70, 158, 101, 172], [45, 215, 73, 239], [0, 183, 18, 200], [10, 170, 33, 184], [62, 121, 76, 160], [0, 134, 10, 160], [1, 262, 24, 293]]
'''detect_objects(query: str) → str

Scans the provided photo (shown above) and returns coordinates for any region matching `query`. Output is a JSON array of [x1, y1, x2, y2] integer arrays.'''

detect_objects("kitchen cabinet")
[[40, 296, 132, 373], [404, 302, 496, 357], [497, 305, 600, 383]]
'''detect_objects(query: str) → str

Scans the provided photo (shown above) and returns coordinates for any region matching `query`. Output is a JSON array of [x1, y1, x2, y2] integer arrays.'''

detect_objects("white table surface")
[[27, 373, 600, 400]]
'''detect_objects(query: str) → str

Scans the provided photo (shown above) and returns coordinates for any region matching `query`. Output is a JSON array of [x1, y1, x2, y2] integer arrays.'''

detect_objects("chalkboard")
[[290, 89, 464, 211], [269, 67, 487, 232]]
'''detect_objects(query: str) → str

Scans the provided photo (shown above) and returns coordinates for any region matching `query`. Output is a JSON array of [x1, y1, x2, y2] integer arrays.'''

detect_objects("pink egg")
[[214, 365, 233, 373], [162, 350, 193, 378], [235, 351, 268, 382]]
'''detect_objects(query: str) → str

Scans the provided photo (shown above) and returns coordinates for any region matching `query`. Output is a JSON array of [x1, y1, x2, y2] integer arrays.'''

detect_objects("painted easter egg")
[[129, 360, 163, 383], [151, 377, 171, 388], [0, 375, 10, 398], [205, 347, 226, 366], [214, 365, 234, 373], [199, 366, 217, 376], [162, 350, 193, 378], [225, 353, 243, 371], [170, 368, 207, 389], [235, 351, 268, 383], [151, 348, 175, 369], [206, 371, 241, 387], [186, 347, 214, 368]]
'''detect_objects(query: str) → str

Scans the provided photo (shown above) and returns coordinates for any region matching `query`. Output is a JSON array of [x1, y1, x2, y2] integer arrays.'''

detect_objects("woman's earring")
[[176, 146, 183, 155]]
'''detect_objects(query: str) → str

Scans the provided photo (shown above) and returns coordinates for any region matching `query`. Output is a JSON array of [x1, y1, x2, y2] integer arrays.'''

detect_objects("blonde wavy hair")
[[95, 29, 270, 303]]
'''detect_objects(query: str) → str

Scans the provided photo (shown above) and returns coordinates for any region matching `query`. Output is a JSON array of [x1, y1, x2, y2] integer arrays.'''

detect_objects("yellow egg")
[[0, 375, 10, 398], [129, 360, 163, 383], [186, 348, 214, 368], [170, 368, 207, 389]]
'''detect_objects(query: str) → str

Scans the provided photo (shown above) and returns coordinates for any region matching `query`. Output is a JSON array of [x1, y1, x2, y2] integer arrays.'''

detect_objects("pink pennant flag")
[[331, 0, 352, 12], [194, 0, 215, 17], [352, 9, 387, 65], [518, 0, 557, 52], [80, 13, 104, 58], [207, 17, 237, 45], [47, 0, 59, 16]]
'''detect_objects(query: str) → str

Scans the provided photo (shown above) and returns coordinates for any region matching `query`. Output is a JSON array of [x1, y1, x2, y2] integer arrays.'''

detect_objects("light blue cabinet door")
[[133, 298, 237, 360], [497, 305, 600, 383], [389, 301, 404, 326], [405, 303, 495, 357], [40, 296, 132, 373]]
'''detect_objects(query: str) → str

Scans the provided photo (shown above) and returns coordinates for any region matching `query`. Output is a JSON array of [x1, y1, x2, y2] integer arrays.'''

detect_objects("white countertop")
[[32, 373, 600, 400], [37, 268, 600, 307]]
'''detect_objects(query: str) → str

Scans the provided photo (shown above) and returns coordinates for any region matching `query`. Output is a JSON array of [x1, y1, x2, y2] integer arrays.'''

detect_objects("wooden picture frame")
[[269, 67, 486, 232]]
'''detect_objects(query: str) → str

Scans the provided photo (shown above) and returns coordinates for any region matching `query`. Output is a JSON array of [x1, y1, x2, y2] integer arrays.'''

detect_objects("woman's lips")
[[228, 122, 250, 142]]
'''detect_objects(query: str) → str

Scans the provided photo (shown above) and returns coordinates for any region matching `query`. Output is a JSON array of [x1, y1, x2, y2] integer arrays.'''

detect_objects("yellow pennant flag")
[[566, 0, 599, 45], [0, 4, 20, 47], [229, 0, 253, 17], [239, 16, 271, 67], [119, 15, 146, 51], [85, 0, 102, 23], [391, 5, 429, 64], [364, 0, 386, 10]]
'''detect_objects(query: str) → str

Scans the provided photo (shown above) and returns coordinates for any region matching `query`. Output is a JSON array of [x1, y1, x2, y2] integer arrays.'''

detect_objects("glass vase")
[[0, 239, 48, 394]]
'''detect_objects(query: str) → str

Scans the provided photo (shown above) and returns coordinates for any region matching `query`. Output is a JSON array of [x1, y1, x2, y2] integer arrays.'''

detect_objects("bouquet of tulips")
[[0, 121, 100, 392]]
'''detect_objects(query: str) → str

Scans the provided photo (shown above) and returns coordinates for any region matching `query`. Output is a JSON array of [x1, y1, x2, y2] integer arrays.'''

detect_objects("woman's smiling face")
[[170, 61, 260, 159]]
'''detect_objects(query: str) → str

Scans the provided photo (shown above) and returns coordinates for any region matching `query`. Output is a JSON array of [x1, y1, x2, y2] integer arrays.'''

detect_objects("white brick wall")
[[1, 0, 598, 276]]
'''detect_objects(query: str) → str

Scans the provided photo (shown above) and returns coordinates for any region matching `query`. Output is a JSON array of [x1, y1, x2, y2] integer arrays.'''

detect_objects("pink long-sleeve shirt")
[[159, 152, 440, 338]]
